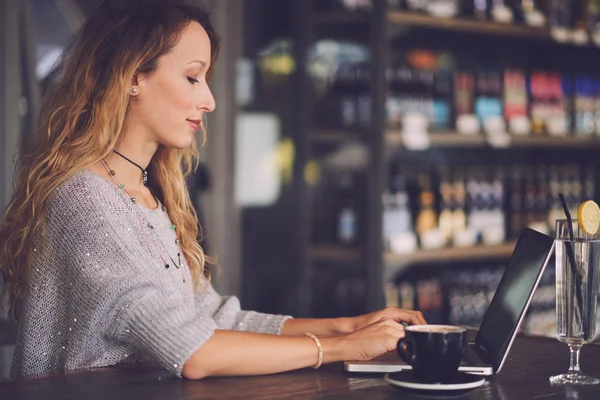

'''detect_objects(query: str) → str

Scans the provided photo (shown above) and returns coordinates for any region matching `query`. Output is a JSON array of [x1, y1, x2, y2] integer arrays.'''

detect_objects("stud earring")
[[131, 87, 138, 94]]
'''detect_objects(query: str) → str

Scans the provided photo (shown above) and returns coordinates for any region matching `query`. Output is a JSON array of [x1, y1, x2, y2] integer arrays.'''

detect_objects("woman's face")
[[131, 21, 215, 149]]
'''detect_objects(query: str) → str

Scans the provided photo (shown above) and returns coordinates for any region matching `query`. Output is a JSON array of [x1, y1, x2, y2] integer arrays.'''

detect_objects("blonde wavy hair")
[[0, 0, 219, 320]]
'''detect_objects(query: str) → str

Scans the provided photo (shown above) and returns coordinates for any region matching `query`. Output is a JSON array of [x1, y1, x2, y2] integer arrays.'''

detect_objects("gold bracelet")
[[304, 332, 323, 369]]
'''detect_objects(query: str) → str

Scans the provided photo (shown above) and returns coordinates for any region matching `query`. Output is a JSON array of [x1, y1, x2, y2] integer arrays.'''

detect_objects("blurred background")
[[2, 0, 600, 378]]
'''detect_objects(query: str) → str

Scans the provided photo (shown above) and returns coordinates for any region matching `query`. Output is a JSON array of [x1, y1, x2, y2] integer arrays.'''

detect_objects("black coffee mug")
[[397, 324, 466, 383]]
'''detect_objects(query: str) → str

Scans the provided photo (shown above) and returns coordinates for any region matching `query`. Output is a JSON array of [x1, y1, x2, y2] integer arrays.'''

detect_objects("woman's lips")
[[187, 119, 200, 131]]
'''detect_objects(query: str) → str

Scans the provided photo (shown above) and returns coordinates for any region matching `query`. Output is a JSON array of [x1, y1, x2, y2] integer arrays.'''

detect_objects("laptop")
[[344, 227, 555, 376]]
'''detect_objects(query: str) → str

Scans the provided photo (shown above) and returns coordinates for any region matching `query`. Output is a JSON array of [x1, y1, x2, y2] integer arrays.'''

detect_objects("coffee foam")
[[407, 325, 465, 333]]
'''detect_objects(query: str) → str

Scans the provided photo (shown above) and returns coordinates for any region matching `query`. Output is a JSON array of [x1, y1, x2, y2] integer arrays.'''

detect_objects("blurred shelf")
[[384, 242, 517, 281], [509, 135, 600, 148], [309, 129, 600, 150], [309, 129, 365, 143], [313, 12, 366, 25], [308, 244, 362, 263], [313, 11, 550, 40], [386, 131, 485, 147], [386, 130, 600, 149], [387, 11, 549, 40], [309, 241, 516, 272]]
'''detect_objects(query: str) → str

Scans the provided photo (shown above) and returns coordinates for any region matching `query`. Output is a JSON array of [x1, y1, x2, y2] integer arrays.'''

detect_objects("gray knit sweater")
[[10, 169, 291, 378]]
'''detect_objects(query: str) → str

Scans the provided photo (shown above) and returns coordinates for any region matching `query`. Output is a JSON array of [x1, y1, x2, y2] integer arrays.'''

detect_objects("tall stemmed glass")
[[550, 219, 600, 385]]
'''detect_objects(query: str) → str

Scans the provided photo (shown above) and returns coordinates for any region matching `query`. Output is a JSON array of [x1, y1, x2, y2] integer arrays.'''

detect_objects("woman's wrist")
[[281, 318, 354, 336], [320, 335, 349, 363], [332, 317, 355, 335]]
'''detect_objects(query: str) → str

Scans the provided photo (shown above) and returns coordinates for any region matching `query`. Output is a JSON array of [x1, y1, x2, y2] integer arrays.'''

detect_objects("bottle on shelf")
[[382, 189, 395, 250], [416, 278, 444, 322], [451, 168, 469, 240], [462, 0, 490, 20], [477, 69, 506, 136], [398, 281, 415, 310], [337, 173, 358, 245], [571, 0, 590, 45], [562, 165, 582, 219], [547, 165, 563, 234], [466, 169, 487, 241], [561, 73, 574, 135], [546, 72, 569, 136], [399, 64, 432, 143], [417, 68, 436, 128], [405, 0, 430, 12], [548, 0, 572, 43], [397, 64, 414, 128], [522, 167, 538, 229], [333, 0, 372, 12], [574, 77, 596, 136], [387, 0, 404, 11], [454, 70, 478, 134], [330, 63, 358, 129], [525, 167, 550, 234], [416, 173, 442, 249], [529, 71, 550, 136], [384, 282, 400, 307], [509, 166, 525, 239], [520, 0, 546, 27], [594, 78, 600, 135], [438, 168, 455, 245], [571, 165, 583, 214], [588, 0, 600, 46], [387, 65, 403, 128], [483, 167, 506, 244], [383, 168, 417, 254], [584, 165, 596, 201], [504, 68, 530, 135], [426, 0, 459, 18], [490, 0, 514, 23], [432, 70, 453, 131], [328, 0, 347, 11], [356, 62, 372, 129]]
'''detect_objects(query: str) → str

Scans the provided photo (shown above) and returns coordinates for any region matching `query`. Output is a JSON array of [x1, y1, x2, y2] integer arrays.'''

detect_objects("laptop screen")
[[474, 228, 555, 373]]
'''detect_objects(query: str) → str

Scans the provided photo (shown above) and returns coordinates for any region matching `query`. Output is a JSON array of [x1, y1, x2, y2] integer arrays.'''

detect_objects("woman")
[[0, 0, 425, 379]]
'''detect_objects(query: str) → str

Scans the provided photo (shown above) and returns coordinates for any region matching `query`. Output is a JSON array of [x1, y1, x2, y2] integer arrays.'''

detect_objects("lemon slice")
[[578, 200, 600, 235]]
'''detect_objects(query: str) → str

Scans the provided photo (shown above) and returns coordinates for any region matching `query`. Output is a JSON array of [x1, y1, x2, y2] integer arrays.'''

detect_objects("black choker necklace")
[[113, 150, 148, 185]]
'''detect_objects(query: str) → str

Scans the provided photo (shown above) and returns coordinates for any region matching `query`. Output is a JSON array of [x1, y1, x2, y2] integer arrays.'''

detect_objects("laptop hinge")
[[473, 342, 494, 365]]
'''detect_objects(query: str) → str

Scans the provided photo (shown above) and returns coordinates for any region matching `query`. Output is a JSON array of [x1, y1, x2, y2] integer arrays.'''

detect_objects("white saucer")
[[385, 371, 486, 392]]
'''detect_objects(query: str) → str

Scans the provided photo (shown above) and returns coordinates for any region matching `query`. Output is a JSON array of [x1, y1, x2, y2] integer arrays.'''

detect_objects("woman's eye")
[[187, 77, 199, 84]]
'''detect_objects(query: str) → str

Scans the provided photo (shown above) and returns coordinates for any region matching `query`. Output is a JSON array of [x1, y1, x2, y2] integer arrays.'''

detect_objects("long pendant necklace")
[[113, 149, 148, 185], [101, 159, 187, 283]]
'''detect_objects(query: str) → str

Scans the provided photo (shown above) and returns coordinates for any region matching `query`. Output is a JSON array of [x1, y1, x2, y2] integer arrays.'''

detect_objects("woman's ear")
[[130, 75, 140, 97]]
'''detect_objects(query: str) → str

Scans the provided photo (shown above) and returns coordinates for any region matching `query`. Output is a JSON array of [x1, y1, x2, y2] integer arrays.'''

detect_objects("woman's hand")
[[340, 307, 426, 334], [280, 307, 426, 337], [339, 318, 407, 361]]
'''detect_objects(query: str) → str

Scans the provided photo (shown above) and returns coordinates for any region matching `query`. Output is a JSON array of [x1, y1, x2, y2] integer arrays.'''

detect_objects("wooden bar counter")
[[2, 335, 600, 399]]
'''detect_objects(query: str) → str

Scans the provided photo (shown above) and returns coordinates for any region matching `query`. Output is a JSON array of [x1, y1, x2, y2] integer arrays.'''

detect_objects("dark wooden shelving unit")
[[308, 244, 363, 263], [386, 130, 600, 148], [314, 10, 574, 42], [296, 0, 600, 317], [313, 12, 366, 25], [313, 128, 600, 148], [384, 242, 516, 281], [308, 129, 365, 143], [387, 11, 550, 39], [309, 241, 516, 275], [508, 135, 600, 148]]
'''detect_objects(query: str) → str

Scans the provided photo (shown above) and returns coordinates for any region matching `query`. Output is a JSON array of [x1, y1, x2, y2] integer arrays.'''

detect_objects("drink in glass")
[[550, 219, 600, 385]]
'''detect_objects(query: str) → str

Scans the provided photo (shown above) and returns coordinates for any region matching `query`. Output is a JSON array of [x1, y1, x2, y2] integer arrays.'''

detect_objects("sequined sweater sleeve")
[[10, 171, 291, 379], [194, 287, 292, 334]]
